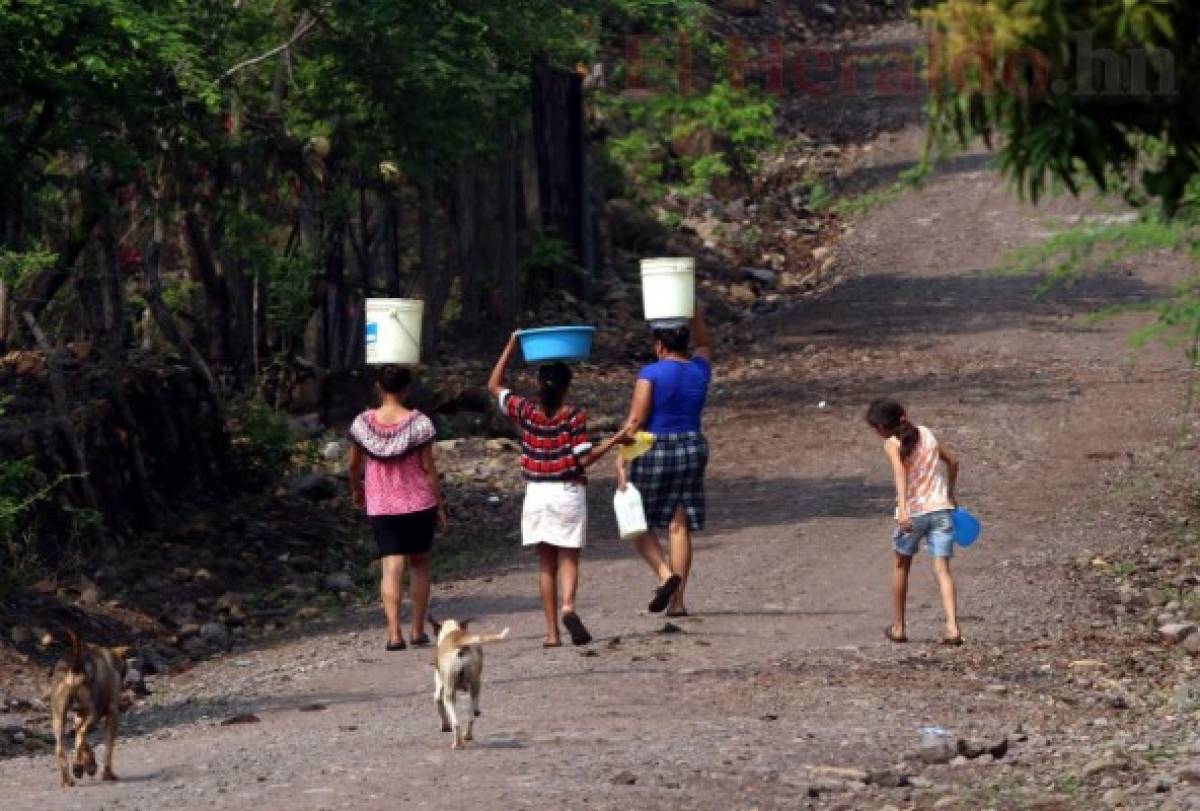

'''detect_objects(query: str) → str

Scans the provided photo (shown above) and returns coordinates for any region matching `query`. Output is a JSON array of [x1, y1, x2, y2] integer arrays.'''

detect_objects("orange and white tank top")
[[902, 426, 953, 517]]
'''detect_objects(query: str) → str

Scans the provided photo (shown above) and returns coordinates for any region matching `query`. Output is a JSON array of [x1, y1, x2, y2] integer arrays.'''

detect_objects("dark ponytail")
[[537, 362, 572, 417], [866, 399, 919, 462]]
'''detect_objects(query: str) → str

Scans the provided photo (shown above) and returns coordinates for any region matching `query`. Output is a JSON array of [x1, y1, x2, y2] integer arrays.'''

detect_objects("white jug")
[[613, 484, 649, 542]]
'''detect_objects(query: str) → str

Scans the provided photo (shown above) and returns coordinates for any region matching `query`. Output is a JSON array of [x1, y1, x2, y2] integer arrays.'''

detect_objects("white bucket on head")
[[365, 298, 423, 366], [640, 257, 695, 321]]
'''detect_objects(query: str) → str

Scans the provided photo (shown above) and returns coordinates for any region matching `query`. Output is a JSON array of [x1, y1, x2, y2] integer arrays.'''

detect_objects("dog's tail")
[[64, 628, 86, 676], [455, 628, 510, 648]]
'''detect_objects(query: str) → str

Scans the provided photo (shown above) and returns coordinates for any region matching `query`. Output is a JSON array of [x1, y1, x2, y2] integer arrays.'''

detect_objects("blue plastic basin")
[[517, 326, 595, 363], [951, 507, 982, 547]]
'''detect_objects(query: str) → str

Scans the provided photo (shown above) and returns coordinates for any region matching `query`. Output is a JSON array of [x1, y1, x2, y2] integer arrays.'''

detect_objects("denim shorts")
[[892, 509, 955, 559]]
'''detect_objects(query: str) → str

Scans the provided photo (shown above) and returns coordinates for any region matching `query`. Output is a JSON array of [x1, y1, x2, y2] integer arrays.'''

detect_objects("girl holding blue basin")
[[866, 399, 966, 647]]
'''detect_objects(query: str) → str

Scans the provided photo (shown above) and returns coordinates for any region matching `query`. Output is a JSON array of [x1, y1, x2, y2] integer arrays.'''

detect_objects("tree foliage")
[[0, 0, 709, 387], [919, 0, 1200, 211]]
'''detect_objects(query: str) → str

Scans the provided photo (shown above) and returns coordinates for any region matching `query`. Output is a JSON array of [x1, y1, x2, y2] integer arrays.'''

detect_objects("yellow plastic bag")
[[619, 431, 655, 462]]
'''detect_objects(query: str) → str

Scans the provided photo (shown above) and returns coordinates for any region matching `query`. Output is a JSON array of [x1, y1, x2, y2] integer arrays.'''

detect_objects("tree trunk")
[[384, 195, 401, 297], [497, 125, 521, 327], [183, 211, 232, 368], [415, 181, 439, 355], [458, 170, 481, 329], [531, 61, 590, 295], [144, 199, 221, 404]]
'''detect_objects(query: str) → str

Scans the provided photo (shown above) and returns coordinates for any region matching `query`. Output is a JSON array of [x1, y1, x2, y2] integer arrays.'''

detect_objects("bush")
[[229, 396, 295, 483], [601, 78, 776, 204]]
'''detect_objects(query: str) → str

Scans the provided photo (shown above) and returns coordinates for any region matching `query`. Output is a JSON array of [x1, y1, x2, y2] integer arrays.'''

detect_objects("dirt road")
[[2, 128, 1194, 810]]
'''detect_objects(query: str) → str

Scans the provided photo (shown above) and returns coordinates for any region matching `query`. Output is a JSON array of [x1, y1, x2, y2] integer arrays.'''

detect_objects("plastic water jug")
[[365, 298, 423, 366], [613, 485, 649, 541], [640, 258, 695, 321]]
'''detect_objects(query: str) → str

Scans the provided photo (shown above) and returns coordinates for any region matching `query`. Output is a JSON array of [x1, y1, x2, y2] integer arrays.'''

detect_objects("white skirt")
[[521, 482, 587, 549]]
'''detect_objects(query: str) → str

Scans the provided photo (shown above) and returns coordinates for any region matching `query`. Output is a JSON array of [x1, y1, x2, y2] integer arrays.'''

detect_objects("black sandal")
[[562, 612, 593, 646], [941, 636, 964, 647], [649, 575, 682, 614], [385, 639, 407, 651], [884, 626, 907, 644]]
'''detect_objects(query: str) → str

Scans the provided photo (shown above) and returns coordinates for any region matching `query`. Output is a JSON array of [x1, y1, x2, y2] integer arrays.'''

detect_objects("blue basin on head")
[[517, 326, 596, 363]]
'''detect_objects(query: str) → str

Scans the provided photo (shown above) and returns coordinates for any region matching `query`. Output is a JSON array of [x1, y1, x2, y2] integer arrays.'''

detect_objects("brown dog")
[[48, 629, 130, 787]]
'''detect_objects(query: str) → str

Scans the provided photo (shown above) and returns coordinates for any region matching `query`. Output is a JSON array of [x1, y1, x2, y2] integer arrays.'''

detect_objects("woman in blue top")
[[617, 307, 713, 617]]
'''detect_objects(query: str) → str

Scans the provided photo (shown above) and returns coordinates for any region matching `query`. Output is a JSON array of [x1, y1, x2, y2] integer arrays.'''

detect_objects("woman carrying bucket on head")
[[488, 332, 630, 648], [348, 365, 447, 651], [617, 305, 713, 617]]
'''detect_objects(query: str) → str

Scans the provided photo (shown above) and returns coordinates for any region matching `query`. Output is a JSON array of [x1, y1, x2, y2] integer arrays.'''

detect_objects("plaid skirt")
[[630, 432, 709, 531]]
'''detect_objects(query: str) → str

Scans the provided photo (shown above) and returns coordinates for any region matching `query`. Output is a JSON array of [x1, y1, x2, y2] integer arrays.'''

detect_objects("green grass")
[[820, 163, 932, 217], [1054, 775, 1081, 797], [1145, 748, 1182, 765]]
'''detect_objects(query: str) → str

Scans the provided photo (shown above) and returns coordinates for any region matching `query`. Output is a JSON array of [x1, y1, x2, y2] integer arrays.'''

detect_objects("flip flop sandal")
[[542, 640, 563, 649], [649, 575, 682, 614], [884, 627, 908, 644], [410, 634, 432, 648], [666, 609, 690, 618], [562, 612, 593, 646], [385, 640, 407, 651], [941, 636, 964, 647]]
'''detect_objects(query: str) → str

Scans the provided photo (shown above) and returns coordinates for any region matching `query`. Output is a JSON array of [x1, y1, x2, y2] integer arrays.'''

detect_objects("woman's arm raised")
[[487, 332, 521, 398], [691, 305, 713, 362]]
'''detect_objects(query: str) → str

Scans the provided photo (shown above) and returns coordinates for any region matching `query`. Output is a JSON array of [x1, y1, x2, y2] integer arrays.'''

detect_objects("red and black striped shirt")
[[498, 390, 592, 483]]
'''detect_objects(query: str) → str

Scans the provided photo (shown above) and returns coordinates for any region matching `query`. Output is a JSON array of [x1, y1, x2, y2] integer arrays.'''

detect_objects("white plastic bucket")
[[613, 484, 649, 542], [640, 257, 695, 320], [364, 298, 423, 366]]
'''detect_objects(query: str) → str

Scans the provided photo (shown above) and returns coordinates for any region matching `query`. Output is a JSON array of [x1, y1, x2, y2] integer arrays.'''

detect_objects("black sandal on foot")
[[884, 627, 907, 644], [941, 636, 964, 647], [649, 575, 682, 614], [386, 639, 407, 651], [562, 612, 593, 646], [542, 640, 563, 649], [410, 634, 431, 648], [665, 609, 690, 618]]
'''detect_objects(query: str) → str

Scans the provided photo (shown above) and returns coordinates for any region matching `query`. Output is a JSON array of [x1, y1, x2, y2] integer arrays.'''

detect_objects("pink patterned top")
[[902, 425, 954, 517], [349, 410, 439, 517]]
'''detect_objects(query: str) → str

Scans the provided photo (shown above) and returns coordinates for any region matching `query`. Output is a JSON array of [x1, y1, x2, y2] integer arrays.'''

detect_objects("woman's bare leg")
[[537, 544, 561, 645], [558, 548, 580, 615], [380, 555, 406, 644], [932, 557, 961, 640], [634, 530, 674, 583], [408, 552, 431, 640], [666, 505, 693, 613], [891, 553, 913, 639]]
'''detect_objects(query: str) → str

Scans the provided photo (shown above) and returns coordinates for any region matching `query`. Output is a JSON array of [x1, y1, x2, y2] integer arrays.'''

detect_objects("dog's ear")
[[428, 616, 442, 635], [109, 646, 132, 660], [459, 618, 472, 632]]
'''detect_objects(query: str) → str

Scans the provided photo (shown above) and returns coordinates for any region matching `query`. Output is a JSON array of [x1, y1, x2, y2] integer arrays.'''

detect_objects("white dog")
[[430, 618, 509, 749]]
